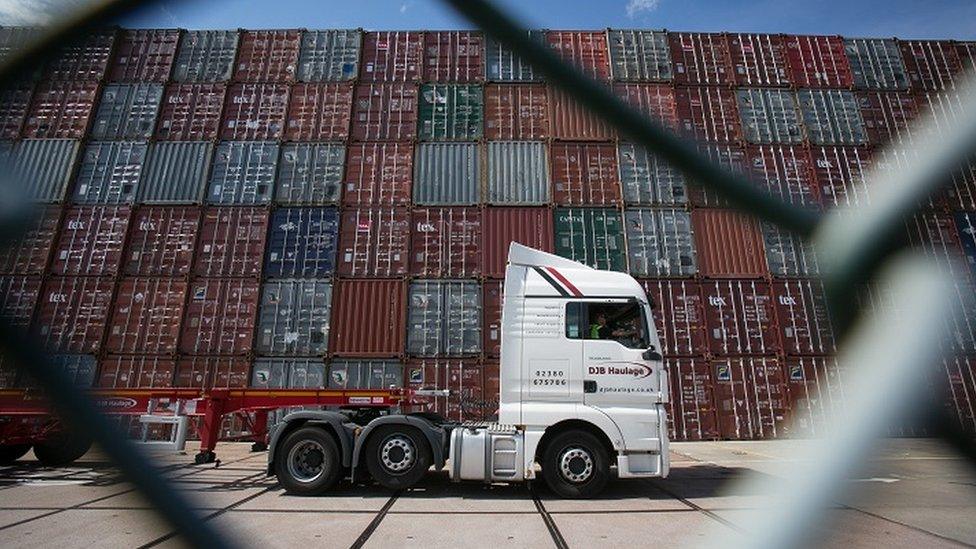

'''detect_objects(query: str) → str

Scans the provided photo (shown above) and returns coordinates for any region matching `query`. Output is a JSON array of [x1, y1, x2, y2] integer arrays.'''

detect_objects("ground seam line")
[[349, 491, 400, 549]]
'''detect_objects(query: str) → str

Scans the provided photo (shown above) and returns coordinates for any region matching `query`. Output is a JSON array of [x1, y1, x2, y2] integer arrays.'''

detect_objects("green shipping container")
[[418, 84, 484, 141], [554, 208, 627, 271]]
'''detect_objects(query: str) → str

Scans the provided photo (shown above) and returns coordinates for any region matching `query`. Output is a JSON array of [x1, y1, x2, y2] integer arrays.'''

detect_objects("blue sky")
[[110, 0, 976, 39]]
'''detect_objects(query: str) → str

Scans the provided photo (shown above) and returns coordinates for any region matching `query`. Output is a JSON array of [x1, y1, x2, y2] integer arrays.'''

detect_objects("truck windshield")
[[569, 302, 649, 349]]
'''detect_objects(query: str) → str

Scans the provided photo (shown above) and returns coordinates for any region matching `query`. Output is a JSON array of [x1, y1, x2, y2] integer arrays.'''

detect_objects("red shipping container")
[[35, 277, 114, 353], [342, 142, 413, 206], [180, 279, 259, 355], [109, 29, 179, 82], [0, 205, 60, 275], [337, 208, 411, 277], [175, 356, 251, 389], [0, 86, 32, 139], [712, 357, 789, 439], [810, 146, 873, 208], [0, 275, 41, 329], [51, 206, 131, 276], [221, 83, 289, 140], [701, 279, 779, 355], [546, 31, 610, 81], [286, 83, 354, 141], [906, 212, 969, 279], [360, 31, 424, 82], [899, 40, 963, 92], [691, 144, 749, 207], [856, 91, 919, 147], [941, 356, 976, 434], [772, 279, 835, 355], [425, 31, 484, 82], [411, 207, 482, 277], [669, 32, 734, 85], [483, 279, 503, 357], [195, 207, 268, 277], [43, 30, 115, 81], [155, 83, 226, 141], [692, 209, 767, 278], [483, 207, 555, 277], [783, 35, 854, 88], [483, 360, 500, 421], [727, 33, 790, 87], [784, 356, 847, 438], [666, 358, 720, 441], [351, 83, 418, 141], [98, 356, 176, 388], [613, 83, 678, 129], [746, 145, 818, 208], [24, 80, 99, 138], [330, 279, 406, 357], [550, 88, 615, 141], [106, 278, 187, 355], [406, 359, 486, 421], [234, 30, 300, 82], [550, 142, 621, 206], [674, 86, 742, 143], [125, 206, 201, 277], [484, 84, 549, 140], [639, 280, 707, 357]]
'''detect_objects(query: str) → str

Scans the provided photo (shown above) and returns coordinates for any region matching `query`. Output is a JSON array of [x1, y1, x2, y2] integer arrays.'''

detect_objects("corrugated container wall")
[[783, 35, 853, 88], [701, 280, 779, 355], [0, 205, 60, 274], [856, 91, 918, 147], [483, 84, 549, 140], [109, 29, 179, 82], [485, 31, 544, 82], [728, 33, 790, 86], [140, 141, 213, 203], [607, 30, 672, 82], [337, 208, 410, 277], [156, 83, 226, 140], [276, 143, 345, 205], [410, 207, 482, 277], [51, 206, 130, 276], [10, 139, 81, 202], [796, 89, 866, 145], [418, 84, 483, 140], [618, 142, 689, 206], [35, 277, 115, 353], [234, 30, 300, 82], [482, 280, 503, 356], [181, 279, 259, 355], [550, 88, 615, 140], [343, 142, 412, 206], [640, 281, 707, 356], [0, 275, 41, 329], [546, 31, 610, 80], [844, 38, 909, 90], [0, 86, 31, 139], [956, 212, 976, 284], [486, 141, 549, 204], [668, 32, 734, 85], [47, 355, 98, 388], [195, 207, 268, 277], [0, 27, 40, 64], [692, 209, 768, 278], [424, 31, 484, 82], [106, 278, 187, 354], [330, 279, 405, 357], [712, 357, 788, 439], [176, 356, 250, 389], [256, 279, 332, 356], [25, 81, 98, 139], [298, 29, 361, 82], [747, 145, 818, 208], [285, 83, 353, 140], [772, 279, 835, 355], [674, 86, 742, 143], [736, 88, 804, 144], [785, 356, 847, 438], [265, 207, 339, 278], [613, 83, 678, 129], [351, 83, 418, 140], [554, 208, 627, 271], [407, 280, 482, 357], [483, 207, 554, 277], [328, 359, 402, 389], [360, 31, 424, 82], [207, 141, 277, 204], [222, 83, 289, 140], [98, 356, 176, 388], [91, 83, 163, 139], [624, 209, 697, 277], [550, 143, 621, 206], [125, 206, 200, 276], [413, 143, 480, 205], [941, 357, 976, 433], [666, 358, 719, 440], [692, 145, 748, 207], [43, 30, 115, 81], [73, 141, 147, 205], [406, 359, 486, 420], [172, 30, 238, 82], [899, 40, 962, 92], [251, 357, 325, 388], [810, 146, 873, 208], [761, 222, 821, 277]]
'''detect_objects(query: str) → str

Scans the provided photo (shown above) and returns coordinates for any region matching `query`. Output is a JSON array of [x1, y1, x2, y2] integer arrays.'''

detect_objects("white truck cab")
[[268, 243, 669, 498]]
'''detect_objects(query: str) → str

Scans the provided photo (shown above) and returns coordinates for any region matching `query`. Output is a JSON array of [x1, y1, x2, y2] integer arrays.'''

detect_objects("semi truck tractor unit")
[[269, 243, 669, 498]]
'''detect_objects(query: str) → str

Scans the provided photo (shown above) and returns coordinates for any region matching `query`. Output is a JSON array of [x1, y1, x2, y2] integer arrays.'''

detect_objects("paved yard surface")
[[0, 439, 973, 548]]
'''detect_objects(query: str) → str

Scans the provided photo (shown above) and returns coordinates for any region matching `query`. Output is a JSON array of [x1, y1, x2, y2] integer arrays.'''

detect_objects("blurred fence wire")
[[0, 0, 973, 547]]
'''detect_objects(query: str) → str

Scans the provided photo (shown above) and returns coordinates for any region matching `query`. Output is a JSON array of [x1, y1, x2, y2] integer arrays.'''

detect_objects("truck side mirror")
[[642, 349, 663, 362]]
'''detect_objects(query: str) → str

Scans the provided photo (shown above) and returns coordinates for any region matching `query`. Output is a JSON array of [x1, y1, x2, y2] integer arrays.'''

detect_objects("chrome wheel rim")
[[380, 434, 416, 474], [559, 446, 594, 483], [286, 440, 326, 484]]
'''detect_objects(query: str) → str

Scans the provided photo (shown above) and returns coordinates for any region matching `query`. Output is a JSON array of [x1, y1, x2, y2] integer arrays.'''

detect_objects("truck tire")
[[34, 431, 92, 467], [541, 430, 610, 498], [0, 444, 31, 464], [275, 426, 343, 495], [364, 425, 432, 490]]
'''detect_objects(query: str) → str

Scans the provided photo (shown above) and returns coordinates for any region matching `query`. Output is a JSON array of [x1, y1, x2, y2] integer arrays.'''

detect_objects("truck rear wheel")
[[364, 425, 432, 490], [541, 430, 610, 498], [275, 426, 343, 495], [34, 431, 92, 467], [0, 444, 31, 464]]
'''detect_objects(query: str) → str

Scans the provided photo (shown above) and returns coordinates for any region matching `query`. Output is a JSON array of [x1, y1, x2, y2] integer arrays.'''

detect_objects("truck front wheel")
[[364, 425, 432, 490], [275, 427, 343, 495], [541, 430, 610, 498]]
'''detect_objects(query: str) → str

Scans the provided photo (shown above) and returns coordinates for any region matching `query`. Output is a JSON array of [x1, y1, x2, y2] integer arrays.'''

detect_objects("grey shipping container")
[[207, 141, 278, 205], [257, 279, 332, 356], [797, 89, 866, 145], [407, 280, 482, 357], [298, 29, 361, 82], [251, 357, 325, 389], [618, 142, 688, 205], [413, 143, 480, 205], [276, 143, 345, 205], [607, 29, 672, 81], [844, 38, 909, 90], [327, 359, 402, 389], [485, 30, 545, 82], [624, 209, 697, 277], [736, 88, 804, 144], [90, 84, 164, 140], [73, 141, 147, 204], [172, 30, 239, 82], [761, 221, 821, 276], [486, 141, 549, 204], [140, 141, 213, 203], [554, 208, 627, 271], [10, 139, 81, 203]]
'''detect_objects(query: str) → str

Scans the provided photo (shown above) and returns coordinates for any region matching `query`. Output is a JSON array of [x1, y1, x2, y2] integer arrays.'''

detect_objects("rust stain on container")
[[286, 83, 354, 141], [109, 29, 180, 82], [550, 142, 621, 206], [545, 31, 610, 81], [351, 83, 418, 141], [106, 278, 187, 354], [674, 86, 742, 143], [343, 142, 413, 206], [195, 207, 269, 277], [783, 35, 853, 88], [156, 83, 226, 140], [125, 206, 201, 276], [666, 358, 719, 441], [483, 207, 554, 277], [639, 280, 707, 357], [222, 83, 289, 140], [337, 208, 410, 277], [410, 207, 482, 277], [234, 30, 300, 82], [425, 31, 484, 82], [51, 206, 131, 276], [692, 209, 768, 278], [24, 81, 99, 138], [484, 84, 549, 140], [712, 356, 789, 439], [0, 205, 60, 275], [175, 356, 250, 389], [35, 277, 114, 353], [360, 31, 424, 82], [330, 279, 405, 357], [180, 278, 259, 355], [98, 356, 177, 388], [701, 279, 779, 356]]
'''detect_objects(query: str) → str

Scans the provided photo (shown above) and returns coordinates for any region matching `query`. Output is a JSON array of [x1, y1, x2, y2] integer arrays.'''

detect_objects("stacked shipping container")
[[0, 25, 972, 439]]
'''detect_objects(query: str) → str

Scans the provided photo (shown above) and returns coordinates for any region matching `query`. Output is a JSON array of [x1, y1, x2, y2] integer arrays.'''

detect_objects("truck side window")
[[586, 302, 649, 349], [565, 302, 583, 339]]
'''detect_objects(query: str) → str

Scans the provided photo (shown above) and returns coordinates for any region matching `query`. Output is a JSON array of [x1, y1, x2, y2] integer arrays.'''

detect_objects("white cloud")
[[626, 0, 660, 18], [399, 2, 408, 14], [0, 0, 85, 25]]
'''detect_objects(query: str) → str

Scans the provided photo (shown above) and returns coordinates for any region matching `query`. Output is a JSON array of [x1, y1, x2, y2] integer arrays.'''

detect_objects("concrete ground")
[[0, 439, 973, 548]]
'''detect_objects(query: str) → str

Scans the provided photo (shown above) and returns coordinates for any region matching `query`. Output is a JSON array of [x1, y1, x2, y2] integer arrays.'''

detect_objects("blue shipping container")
[[265, 207, 339, 278]]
